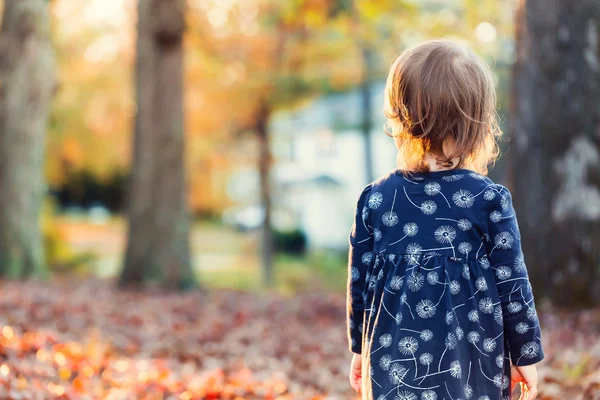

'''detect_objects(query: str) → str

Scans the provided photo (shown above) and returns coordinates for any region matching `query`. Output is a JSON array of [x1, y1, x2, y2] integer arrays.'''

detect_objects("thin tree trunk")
[[510, 0, 600, 307], [255, 100, 273, 287], [0, 0, 54, 278], [360, 43, 375, 183], [120, 0, 195, 290]]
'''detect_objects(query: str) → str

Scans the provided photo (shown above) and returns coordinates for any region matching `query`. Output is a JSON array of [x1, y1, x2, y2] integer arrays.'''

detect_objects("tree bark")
[[0, 0, 55, 278], [360, 44, 375, 183], [120, 0, 195, 290], [510, 0, 600, 307], [255, 100, 273, 287]]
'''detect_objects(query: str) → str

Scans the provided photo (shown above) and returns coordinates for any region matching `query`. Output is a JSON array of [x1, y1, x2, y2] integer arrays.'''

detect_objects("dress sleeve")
[[482, 185, 544, 366], [347, 184, 374, 354]]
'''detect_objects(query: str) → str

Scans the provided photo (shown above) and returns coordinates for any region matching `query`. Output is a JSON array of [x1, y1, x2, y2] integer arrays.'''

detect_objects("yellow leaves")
[[61, 139, 84, 168], [2, 326, 14, 341], [58, 366, 72, 381]]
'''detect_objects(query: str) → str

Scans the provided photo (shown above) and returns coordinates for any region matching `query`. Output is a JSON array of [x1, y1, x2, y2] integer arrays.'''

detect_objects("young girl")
[[346, 40, 544, 400]]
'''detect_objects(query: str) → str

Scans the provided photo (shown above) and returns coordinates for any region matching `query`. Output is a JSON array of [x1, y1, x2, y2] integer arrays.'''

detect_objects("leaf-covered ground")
[[0, 279, 598, 399]]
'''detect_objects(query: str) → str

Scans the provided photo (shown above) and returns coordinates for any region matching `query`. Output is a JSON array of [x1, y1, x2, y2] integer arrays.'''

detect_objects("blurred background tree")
[[510, 0, 600, 307], [120, 0, 196, 290], [0, 0, 55, 278]]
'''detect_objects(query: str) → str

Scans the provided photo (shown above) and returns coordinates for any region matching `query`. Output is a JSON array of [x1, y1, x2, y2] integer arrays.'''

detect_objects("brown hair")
[[383, 40, 502, 175]]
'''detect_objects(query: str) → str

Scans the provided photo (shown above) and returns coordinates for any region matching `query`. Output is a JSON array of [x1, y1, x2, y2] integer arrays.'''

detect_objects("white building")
[[267, 81, 399, 249]]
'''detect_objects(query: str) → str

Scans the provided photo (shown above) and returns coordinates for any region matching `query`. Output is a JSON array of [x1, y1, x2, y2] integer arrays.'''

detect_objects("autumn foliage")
[[0, 279, 597, 399]]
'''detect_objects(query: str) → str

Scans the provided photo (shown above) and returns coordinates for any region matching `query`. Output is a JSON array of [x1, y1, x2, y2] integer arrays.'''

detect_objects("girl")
[[346, 40, 544, 400]]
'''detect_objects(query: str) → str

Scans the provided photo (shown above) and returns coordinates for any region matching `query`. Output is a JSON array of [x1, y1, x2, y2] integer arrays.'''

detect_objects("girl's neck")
[[423, 152, 461, 172]]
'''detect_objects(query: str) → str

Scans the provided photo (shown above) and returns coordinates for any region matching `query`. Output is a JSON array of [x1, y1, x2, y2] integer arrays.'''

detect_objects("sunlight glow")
[[475, 22, 497, 43], [207, 7, 228, 27]]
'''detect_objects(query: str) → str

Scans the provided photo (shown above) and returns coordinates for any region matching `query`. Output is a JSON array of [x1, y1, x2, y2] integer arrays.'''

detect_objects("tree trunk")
[[255, 100, 273, 287], [360, 43, 375, 183], [120, 0, 195, 290], [0, 0, 54, 278], [510, 0, 600, 307]]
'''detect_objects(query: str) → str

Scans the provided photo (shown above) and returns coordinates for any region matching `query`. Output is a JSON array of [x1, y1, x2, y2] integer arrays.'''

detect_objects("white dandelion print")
[[374, 228, 383, 242], [382, 211, 399, 227], [421, 390, 438, 400], [421, 200, 438, 215], [416, 299, 437, 318], [390, 222, 419, 246], [435, 332, 458, 373], [452, 189, 475, 208], [398, 336, 419, 355], [421, 329, 434, 341], [382, 190, 399, 227], [475, 277, 488, 292], [500, 195, 510, 211], [449, 361, 462, 378], [388, 363, 408, 384], [351, 266, 360, 282], [508, 301, 523, 314], [396, 391, 417, 400], [491, 232, 514, 254], [483, 338, 497, 352], [458, 242, 472, 256], [361, 252, 373, 265], [468, 310, 479, 323], [368, 192, 384, 209], [404, 222, 419, 236], [479, 297, 495, 314], [434, 225, 457, 244], [518, 341, 541, 363], [420, 353, 433, 366], [516, 322, 530, 334], [483, 189, 496, 200], [407, 272, 425, 292], [496, 354, 504, 368], [405, 242, 423, 265], [424, 182, 441, 195], [494, 266, 512, 280], [390, 275, 404, 290], [424, 182, 451, 208], [514, 254, 526, 272], [478, 257, 491, 269], [456, 326, 464, 340], [379, 354, 392, 370], [457, 218, 472, 231], [468, 332, 489, 356], [442, 174, 464, 182], [490, 210, 503, 223], [526, 307, 538, 321], [404, 186, 438, 215], [427, 271, 439, 285], [494, 305, 503, 325], [449, 280, 461, 295]]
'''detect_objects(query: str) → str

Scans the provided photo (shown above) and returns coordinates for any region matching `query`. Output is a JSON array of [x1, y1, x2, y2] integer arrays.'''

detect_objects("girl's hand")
[[349, 354, 362, 393], [511, 364, 538, 400]]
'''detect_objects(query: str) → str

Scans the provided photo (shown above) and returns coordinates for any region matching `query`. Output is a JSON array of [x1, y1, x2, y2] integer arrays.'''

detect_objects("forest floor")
[[0, 279, 599, 400]]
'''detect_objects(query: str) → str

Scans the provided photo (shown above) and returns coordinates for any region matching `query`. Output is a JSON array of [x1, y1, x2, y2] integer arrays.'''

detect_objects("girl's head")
[[384, 40, 502, 175]]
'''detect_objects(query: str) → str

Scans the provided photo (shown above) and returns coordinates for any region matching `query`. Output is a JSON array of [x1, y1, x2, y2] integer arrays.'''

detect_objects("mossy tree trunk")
[[0, 0, 55, 278], [120, 0, 196, 290], [510, 0, 600, 307]]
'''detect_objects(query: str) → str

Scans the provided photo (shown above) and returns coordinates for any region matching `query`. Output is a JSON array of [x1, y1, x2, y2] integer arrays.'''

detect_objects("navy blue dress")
[[347, 169, 544, 400]]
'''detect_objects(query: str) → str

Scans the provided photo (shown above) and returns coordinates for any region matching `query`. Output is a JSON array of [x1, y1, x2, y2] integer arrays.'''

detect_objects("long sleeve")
[[347, 184, 374, 354], [482, 185, 544, 366]]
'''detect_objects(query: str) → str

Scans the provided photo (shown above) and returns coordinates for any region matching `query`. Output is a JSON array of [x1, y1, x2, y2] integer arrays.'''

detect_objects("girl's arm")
[[347, 184, 374, 354], [482, 185, 544, 366]]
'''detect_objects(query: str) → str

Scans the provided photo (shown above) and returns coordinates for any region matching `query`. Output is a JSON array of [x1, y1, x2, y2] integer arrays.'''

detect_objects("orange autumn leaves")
[[1, 279, 598, 399]]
